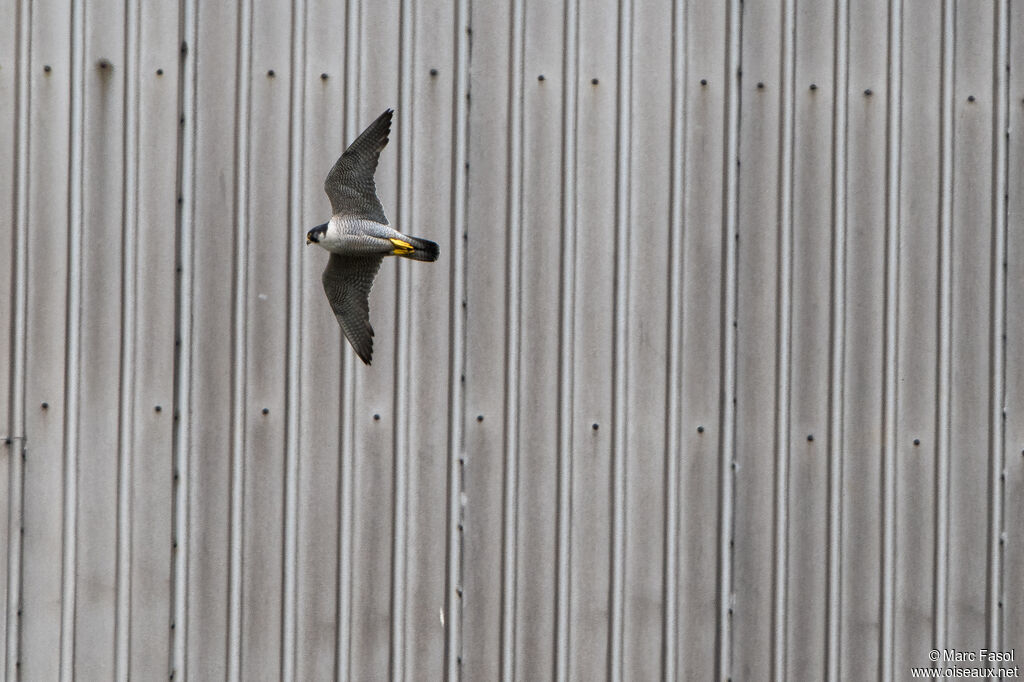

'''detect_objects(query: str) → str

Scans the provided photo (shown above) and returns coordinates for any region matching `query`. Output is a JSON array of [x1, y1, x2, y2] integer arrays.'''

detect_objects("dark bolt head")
[[98, 58, 111, 70], [913, 438, 920, 446], [757, 82, 764, 89], [373, 414, 381, 421], [700, 78, 708, 86], [156, 68, 164, 76], [538, 74, 545, 81], [810, 83, 818, 90], [261, 407, 269, 415], [267, 69, 275, 77], [44, 65, 52, 73], [41, 402, 49, 410], [476, 415, 484, 422], [807, 434, 814, 442], [430, 68, 438, 76], [155, 405, 162, 412], [967, 95, 975, 102], [697, 425, 705, 433], [592, 423, 599, 430], [320, 72, 328, 80], [591, 77, 598, 85], [864, 88, 872, 96]]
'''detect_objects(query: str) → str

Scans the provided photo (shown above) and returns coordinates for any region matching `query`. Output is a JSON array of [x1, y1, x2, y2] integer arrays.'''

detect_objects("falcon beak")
[[306, 235, 312, 245]]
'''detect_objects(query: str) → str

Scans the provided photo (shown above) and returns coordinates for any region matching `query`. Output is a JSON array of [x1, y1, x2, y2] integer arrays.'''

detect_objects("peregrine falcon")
[[307, 108, 439, 365]]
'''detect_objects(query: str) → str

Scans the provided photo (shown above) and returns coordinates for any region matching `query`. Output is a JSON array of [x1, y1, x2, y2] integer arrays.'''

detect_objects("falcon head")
[[306, 223, 328, 245]]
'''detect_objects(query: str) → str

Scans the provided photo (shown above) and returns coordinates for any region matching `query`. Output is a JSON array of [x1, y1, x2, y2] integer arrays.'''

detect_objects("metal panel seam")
[[115, 0, 142, 676], [772, 0, 796, 678], [717, 0, 742, 677], [500, 0, 524, 677], [662, 0, 688, 676], [5, 0, 32, 676], [171, 0, 199, 675], [555, 0, 579, 677], [609, 0, 632, 676], [60, 0, 87, 676], [825, 0, 849, 677], [281, 0, 307, 679], [335, 0, 361, 677], [391, 0, 415, 675], [987, 0, 1009, 650], [880, 1, 903, 679], [444, 0, 470, 675], [934, 0, 955, 657], [227, 0, 254, 677]]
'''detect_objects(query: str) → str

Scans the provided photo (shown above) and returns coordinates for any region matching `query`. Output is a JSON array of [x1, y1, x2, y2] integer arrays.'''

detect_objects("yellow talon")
[[389, 238, 414, 255]]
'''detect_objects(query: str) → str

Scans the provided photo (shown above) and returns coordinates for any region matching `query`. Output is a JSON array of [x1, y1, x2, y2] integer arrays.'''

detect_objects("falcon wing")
[[324, 108, 393, 224], [321, 252, 385, 365]]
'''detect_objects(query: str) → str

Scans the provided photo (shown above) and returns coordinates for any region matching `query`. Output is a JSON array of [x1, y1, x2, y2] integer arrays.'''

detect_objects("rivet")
[[156, 68, 164, 76], [41, 402, 49, 410], [756, 82, 764, 89], [538, 74, 545, 81], [43, 65, 52, 73], [807, 434, 814, 442], [267, 69, 275, 77], [476, 415, 484, 422], [430, 68, 439, 76], [261, 407, 269, 415], [591, 77, 598, 85], [592, 423, 599, 430], [3, 438, 9, 445], [864, 88, 872, 96], [320, 72, 328, 80], [98, 58, 111, 70], [913, 438, 920, 446], [697, 425, 704, 433], [373, 414, 381, 421], [180, 42, 188, 56], [810, 83, 817, 90], [155, 405, 162, 412], [700, 78, 708, 86]]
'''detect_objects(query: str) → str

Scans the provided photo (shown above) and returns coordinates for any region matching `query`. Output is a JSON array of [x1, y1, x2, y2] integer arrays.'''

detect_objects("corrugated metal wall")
[[2, 0, 1022, 679]]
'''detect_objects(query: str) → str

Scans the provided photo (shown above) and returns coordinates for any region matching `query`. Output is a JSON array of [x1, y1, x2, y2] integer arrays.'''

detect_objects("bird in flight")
[[307, 108, 439, 365]]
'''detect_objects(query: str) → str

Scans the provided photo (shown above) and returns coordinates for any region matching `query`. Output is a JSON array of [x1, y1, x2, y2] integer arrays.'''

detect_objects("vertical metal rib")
[[880, 0, 903, 679], [772, 0, 796, 678], [609, 0, 632, 677], [934, 0, 954, 659], [171, 0, 199, 674], [335, 0, 360, 678], [6, 0, 32, 677], [717, 0, 742, 677], [115, 0, 142, 677], [662, 0, 688, 676], [987, 0, 1009, 650], [60, 0, 87, 677], [390, 0, 415, 676], [555, 0, 578, 677], [227, 0, 254, 677], [500, 0, 525, 678], [281, 1, 307, 679], [826, 0, 849, 677], [444, 0, 470, 675]]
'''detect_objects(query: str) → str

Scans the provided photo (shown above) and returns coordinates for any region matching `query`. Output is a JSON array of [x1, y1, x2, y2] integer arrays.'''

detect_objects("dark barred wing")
[[321, 252, 384, 365], [324, 108, 393, 224]]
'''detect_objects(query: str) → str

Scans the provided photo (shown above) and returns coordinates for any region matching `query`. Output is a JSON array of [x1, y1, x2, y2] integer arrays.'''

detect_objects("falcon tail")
[[395, 235, 440, 262]]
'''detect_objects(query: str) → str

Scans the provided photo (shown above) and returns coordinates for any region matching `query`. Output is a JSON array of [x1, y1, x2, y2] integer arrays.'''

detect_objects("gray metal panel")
[[895, 0, 941, 671], [733, 0, 782, 676], [841, 0, 889, 676], [3, 0, 1021, 680], [20, 0, 74, 678], [185, 1, 239, 677]]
